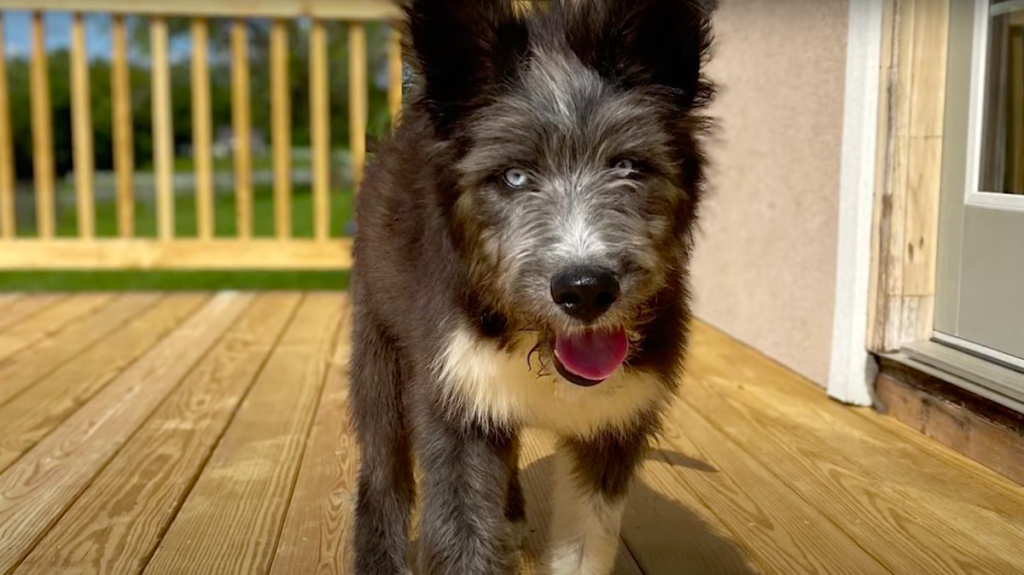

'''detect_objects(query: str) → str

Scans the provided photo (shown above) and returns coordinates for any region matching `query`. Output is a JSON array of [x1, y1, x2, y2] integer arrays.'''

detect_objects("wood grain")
[[868, 0, 950, 351], [271, 19, 292, 240], [70, 12, 95, 240], [310, 20, 330, 242], [30, 12, 55, 239], [0, 294, 157, 410], [0, 0, 403, 20], [0, 293, 111, 364], [0, 294, 24, 315], [192, 18, 214, 241], [0, 295, 204, 473], [875, 370, 1024, 489], [685, 322, 1024, 566], [0, 14, 15, 239], [268, 295, 352, 575], [655, 401, 891, 575], [0, 294, 65, 336], [0, 238, 353, 270], [232, 18, 253, 240], [142, 293, 343, 575], [0, 292, 251, 573], [680, 369, 1021, 574], [151, 16, 174, 241], [111, 14, 134, 238], [16, 294, 301, 575]]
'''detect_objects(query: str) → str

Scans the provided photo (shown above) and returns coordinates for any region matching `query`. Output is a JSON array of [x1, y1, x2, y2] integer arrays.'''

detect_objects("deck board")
[[0, 294, 65, 333], [0, 293, 112, 363], [142, 293, 344, 575], [0, 293, 252, 573], [0, 292, 1022, 574], [0, 294, 163, 409], [268, 297, 354, 575], [0, 294, 206, 473], [679, 339, 1021, 574], [14, 293, 300, 575]]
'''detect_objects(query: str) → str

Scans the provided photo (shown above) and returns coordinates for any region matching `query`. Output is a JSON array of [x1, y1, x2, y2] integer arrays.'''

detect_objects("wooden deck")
[[0, 292, 1022, 575]]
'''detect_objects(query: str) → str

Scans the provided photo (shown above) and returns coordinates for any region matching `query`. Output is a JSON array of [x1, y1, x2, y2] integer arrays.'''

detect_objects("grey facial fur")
[[454, 48, 689, 338]]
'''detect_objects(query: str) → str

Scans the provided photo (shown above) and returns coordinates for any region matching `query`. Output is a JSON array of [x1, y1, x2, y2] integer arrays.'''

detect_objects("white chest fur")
[[434, 326, 667, 437]]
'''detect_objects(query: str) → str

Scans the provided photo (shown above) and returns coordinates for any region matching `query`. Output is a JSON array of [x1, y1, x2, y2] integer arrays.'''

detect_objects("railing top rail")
[[0, 0, 403, 21]]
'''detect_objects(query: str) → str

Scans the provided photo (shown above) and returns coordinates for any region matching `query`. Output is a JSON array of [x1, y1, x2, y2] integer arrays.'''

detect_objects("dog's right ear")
[[404, 0, 529, 134]]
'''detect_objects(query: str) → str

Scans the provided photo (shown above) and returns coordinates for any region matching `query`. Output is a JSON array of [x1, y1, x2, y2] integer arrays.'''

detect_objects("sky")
[[2, 11, 192, 61]]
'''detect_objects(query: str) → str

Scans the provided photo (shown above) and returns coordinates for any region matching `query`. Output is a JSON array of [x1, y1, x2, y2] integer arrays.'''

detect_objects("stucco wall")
[[691, 0, 850, 385]]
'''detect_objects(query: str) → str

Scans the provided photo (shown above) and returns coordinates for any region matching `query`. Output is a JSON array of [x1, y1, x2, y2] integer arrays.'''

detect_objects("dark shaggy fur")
[[349, 1, 714, 573]]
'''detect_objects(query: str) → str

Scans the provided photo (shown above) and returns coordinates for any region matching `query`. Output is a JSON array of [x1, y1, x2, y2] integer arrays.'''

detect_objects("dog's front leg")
[[546, 429, 647, 575], [417, 410, 519, 575]]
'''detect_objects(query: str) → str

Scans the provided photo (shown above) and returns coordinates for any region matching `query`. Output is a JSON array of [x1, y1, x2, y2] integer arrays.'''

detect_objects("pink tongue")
[[554, 328, 629, 382]]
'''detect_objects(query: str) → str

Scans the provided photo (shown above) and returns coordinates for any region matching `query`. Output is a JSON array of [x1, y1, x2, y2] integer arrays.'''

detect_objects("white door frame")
[[827, 0, 885, 406]]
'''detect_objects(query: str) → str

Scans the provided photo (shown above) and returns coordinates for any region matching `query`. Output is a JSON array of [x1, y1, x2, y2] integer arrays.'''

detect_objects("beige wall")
[[691, 0, 850, 386]]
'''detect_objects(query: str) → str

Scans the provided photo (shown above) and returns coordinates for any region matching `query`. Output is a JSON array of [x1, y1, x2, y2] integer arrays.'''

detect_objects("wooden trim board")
[[0, 1, 402, 21], [0, 239, 352, 270], [875, 355, 1024, 487], [867, 0, 951, 353]]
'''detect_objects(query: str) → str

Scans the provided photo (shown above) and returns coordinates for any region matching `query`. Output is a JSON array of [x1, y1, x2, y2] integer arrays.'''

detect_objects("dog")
[[349, 1, 714, 573]]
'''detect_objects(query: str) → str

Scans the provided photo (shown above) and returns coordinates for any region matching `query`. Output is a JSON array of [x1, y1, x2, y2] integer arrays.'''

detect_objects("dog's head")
[[406, 0, 714, 385]]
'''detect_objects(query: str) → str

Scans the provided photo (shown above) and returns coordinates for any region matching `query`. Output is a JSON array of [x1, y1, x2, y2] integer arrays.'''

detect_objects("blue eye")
[[503, 168, 529, 188], [614, 159, 636, 173]]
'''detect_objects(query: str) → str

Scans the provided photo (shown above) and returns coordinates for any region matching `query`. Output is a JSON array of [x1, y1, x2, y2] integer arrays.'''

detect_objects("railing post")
[[0, 13, 15, 239], [310, 20, 330, 242], [151, 16, 175, 241], [349, 23, 367, 195], [271, 19, 292, 240], [192, 18, 214, 241], [71, 12, 95, 240], [231, 19, 253, 239], [30, 12, 55, 239], [111, 14, 135, 238]]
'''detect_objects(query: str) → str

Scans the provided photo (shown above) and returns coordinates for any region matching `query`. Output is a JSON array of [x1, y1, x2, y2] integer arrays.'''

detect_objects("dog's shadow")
[[406, 449, 757, 574], [515, 450, 759, 574]]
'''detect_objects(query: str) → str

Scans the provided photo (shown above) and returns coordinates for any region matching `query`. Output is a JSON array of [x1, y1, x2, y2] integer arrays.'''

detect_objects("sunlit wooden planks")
[[0, 238, 353, 270], [0, 13, 14, 238], [150, 16, 175, 240], [70, 13, 95, 239], [111, 14, 134, 237], [30, 12, 55, 239], [271, 19, 292, 239], [143, 294, 343, 574], [310, 20, 330, 241], [192, 18, 215, 240], [231, 19, 253, 239], [15, 294, 300, 575], [0, 295, 203, 475], [269, 298, 353, 574], [0, 293, 252, 573], [0, 0, 403, 21]]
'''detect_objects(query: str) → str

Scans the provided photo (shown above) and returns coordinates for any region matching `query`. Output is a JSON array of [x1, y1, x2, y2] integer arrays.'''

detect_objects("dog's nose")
[[550, 267, 620, 323]]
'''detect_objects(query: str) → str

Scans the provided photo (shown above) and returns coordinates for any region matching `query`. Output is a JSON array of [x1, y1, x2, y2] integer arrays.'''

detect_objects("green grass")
[[4, 185, 354, 292]]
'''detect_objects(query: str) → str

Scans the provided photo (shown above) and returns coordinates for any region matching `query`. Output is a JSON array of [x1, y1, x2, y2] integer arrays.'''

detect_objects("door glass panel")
[[979, 0, 1024, 194]]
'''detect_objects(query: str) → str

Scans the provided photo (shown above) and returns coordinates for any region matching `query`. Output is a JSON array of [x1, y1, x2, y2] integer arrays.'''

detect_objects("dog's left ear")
[[565, 0, 713, 109]]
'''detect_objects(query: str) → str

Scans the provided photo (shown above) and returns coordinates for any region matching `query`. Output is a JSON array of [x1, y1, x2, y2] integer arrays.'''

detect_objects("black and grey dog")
[[350, 0, 714, 573]]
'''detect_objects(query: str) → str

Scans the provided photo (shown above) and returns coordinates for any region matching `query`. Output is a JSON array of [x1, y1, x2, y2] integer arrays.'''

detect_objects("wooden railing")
[[0, 0, 404, 270]]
